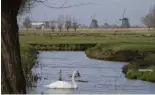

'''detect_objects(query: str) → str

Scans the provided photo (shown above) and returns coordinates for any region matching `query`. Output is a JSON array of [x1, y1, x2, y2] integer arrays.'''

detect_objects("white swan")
[[44, 71, 80, 89]]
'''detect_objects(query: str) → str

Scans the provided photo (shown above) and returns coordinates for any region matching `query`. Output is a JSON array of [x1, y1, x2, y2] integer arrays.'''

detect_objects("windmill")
[[119, 10, 131, 28], [90, 14, 99, 28], [103, 19, 109, 28]]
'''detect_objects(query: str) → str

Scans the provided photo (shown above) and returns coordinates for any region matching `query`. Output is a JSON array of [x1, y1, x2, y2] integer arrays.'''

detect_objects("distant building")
[[31, 21, 45, 29], [31, 21, 51, 29]]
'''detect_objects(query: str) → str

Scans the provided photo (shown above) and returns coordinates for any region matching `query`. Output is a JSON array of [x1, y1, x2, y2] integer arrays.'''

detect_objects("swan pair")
[[44, 71, 80, 89]]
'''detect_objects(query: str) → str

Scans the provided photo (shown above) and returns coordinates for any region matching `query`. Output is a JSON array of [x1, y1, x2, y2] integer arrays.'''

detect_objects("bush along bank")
[[122, 54, 155, 82], [28, 43, 96, 51], [20, 45, 39, 88], [85, 44, 155, 82]]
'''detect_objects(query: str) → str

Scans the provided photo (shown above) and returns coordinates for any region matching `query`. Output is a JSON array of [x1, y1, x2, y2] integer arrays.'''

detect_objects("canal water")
[[27, 51, 155, 94]]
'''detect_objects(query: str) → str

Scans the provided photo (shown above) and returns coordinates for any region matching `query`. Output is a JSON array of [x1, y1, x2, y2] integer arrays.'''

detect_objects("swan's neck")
[[72, 72, 77, 86]]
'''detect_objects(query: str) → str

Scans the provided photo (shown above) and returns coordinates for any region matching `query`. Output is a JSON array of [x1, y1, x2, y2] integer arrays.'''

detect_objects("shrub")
[[126, 69, 137, 79], [144, 54, 155, 66]]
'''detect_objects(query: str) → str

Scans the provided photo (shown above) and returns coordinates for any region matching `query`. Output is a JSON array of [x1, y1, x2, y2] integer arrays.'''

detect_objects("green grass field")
[[19, 29, 155, 45]]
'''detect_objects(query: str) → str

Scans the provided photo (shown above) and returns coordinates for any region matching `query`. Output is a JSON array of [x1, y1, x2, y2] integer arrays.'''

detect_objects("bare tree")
[[152, 5, 155, 29], [142, 5, 155, 29], [50, 21, 56, 32], [72, 18, 79, 32], [65, 15, 72, 32], [142, 14, 153, 29], [23, 16, 32, 30], [57, 15, 64, 32]]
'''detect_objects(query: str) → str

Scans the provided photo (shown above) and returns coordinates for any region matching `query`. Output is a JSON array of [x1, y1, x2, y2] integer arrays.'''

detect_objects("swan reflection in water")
[[44, 88, 78, 94]]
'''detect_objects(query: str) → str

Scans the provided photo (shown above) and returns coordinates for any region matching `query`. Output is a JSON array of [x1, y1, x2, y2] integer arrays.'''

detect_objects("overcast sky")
[[22, 0, 155, 26]]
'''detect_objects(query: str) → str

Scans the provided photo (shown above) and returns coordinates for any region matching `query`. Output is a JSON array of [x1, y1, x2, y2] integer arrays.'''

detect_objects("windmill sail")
[[119, 10, 131, 28]]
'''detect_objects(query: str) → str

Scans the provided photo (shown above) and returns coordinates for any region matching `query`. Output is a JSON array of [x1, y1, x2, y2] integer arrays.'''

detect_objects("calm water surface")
[[27, 51, 155, 94]]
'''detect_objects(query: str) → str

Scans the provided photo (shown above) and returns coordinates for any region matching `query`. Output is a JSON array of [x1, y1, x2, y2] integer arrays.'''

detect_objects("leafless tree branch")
[[40, 1, 99, 9], [33, 0, 48, 3], [18, 0, 99, 15], [60, 0, 69, 8], [18, 0, 36, 15]]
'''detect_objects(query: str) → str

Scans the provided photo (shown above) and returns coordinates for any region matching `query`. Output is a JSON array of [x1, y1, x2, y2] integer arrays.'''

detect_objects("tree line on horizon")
[[22, 15, 80, 32], [23, 6, 155, 32]]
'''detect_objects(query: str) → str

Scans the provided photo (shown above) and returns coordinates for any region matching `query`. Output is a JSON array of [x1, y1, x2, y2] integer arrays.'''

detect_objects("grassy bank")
[[86, 44, 155, 61], [86, 43, 155, 82], [122, 54, 155, 82], [29, 43, 95, 51], [19, 30, 155, 82], [20, 45, 38, 87], [20, 45, 37, 75]]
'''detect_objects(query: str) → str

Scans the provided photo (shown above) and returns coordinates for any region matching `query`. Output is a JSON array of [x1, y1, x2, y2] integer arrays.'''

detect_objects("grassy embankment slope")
[[19, 29, 155, 82]]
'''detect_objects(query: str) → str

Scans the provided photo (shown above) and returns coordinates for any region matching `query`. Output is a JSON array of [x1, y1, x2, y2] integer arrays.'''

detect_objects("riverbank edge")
[[85, 44, 155, 83], [22, 43, 155, 83], [28, 43, 96, 51]]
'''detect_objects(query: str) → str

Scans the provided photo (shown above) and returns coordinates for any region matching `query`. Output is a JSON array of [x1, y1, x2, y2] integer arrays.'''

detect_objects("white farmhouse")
[[31, 21, 45, 29]]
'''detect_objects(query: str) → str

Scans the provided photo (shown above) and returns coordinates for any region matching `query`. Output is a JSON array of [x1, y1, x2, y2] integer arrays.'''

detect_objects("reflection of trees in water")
[[114, 75, 123, 94], [113, 74, 151, 94], [27, 60, 43, 89]]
